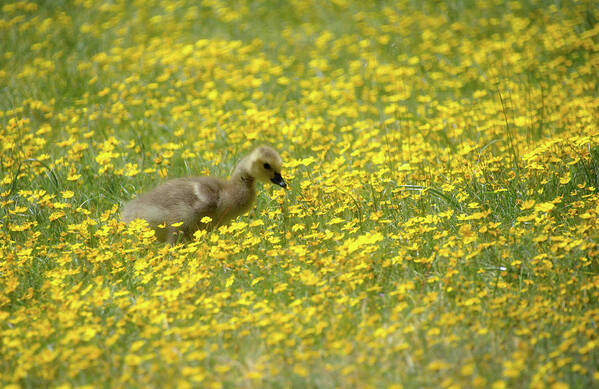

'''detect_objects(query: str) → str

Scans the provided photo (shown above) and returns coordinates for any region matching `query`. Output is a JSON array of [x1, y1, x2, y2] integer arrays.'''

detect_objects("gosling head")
[[245, 146, 287, 188]]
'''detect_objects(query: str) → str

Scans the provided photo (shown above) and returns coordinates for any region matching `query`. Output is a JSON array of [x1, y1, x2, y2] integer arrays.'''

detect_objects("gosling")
[[121, 146, 286, 244]]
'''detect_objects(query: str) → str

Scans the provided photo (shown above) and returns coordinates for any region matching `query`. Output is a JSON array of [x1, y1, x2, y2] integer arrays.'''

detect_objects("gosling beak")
[[270, 172, 287, 188]]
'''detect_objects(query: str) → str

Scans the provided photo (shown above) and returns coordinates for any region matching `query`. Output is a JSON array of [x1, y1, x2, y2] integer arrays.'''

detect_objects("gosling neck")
[[231, 168, 255, 187]]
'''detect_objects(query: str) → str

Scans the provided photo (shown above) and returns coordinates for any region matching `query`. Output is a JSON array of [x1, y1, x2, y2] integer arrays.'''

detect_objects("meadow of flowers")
[[1, 0, 598, 387]]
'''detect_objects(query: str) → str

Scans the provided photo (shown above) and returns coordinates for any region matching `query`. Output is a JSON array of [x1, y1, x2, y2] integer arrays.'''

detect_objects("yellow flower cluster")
[[1, 0, 598, 388]]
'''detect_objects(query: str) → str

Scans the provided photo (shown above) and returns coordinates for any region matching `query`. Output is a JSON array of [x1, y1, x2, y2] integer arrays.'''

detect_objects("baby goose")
[[121, 146, 286, 244]]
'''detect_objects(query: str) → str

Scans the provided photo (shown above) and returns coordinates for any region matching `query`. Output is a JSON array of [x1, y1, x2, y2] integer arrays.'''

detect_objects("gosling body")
[[121, 146, 286, 243]]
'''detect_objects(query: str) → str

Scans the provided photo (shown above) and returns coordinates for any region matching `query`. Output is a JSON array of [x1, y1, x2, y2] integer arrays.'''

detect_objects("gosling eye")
[[263, 163, 271, 170]]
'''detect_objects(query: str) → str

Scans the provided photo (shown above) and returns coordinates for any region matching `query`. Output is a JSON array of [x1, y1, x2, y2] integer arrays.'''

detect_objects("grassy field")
[[1, 0, 599, 387]]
